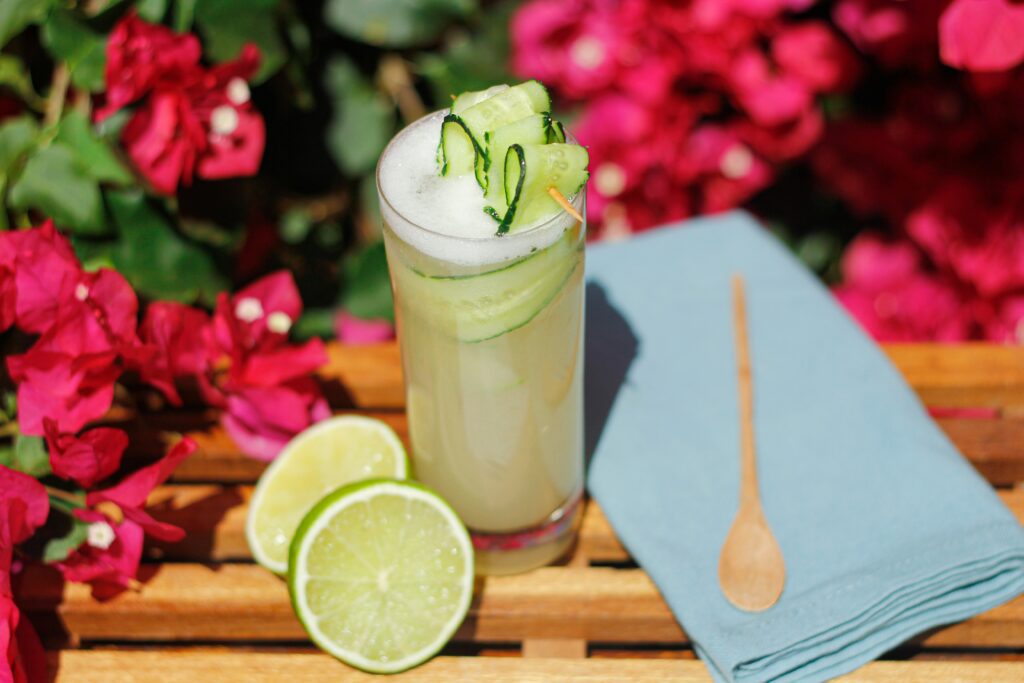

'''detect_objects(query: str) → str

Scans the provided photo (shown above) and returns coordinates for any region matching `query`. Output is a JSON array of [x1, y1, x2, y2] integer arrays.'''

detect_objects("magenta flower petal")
[[335, 311, 395, 345], [940, 0, 1024, 72], [44, 420, 129, 489], [0, 465, 49, 545]]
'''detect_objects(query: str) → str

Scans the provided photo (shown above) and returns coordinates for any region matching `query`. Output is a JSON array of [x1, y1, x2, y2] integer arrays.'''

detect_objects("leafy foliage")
[[324, 56, 395, 176], [0, 0, 517, 332], [324, 0, 477, 48]]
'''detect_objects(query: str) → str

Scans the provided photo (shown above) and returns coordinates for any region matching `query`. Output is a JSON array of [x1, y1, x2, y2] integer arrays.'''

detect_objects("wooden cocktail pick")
[[718, 275, 786, 612], [547, 187, 583, 223]]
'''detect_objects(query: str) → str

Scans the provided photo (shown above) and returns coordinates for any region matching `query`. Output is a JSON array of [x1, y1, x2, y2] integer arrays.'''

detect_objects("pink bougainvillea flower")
[[85, 438, 197, 542], [0, 220, 82, 335], [683, 124, 774, 214], [940, 0, 1024, 72], [0, 598, 46, 683], [138, 301, 212, 405], [510, 0, 625, 100], [121, 89, 205, 195], [97, 10, 202, 120], [192, 44, 265, 180], [2, 494, 47, 683], [833, 233, 973, 342], [982, 295, 1024, 343], [335, 311, 395, 345], [221, 270, 303, 351], [772, 22, 861, 92], [730, 50, 813, 127], [54, 509, 145, 600], [832, 0, 943, 69], [0, 265, 14, 334], [6, 351, 120, 436], [233, 339, 328, 389], [43, 420, 129, 489], [33, 268, 141, 358], [111, 14, 264, 194], [222, 380, 331, 461], [0, 466, 49, 546], [906, 180, 1024, 297]]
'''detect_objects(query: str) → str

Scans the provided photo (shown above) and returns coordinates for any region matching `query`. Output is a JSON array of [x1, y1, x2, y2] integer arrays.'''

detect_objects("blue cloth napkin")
[[585, 211, 1024, 683]]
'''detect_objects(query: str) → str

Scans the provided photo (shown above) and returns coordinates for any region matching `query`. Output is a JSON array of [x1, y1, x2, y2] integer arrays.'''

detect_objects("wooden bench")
[[19, 342, 1024, 681]]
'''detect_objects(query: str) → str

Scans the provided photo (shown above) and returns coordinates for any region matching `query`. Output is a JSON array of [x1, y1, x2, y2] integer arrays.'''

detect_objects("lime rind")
[[288, 479, 474, 674], [245, 415, 409, 574]]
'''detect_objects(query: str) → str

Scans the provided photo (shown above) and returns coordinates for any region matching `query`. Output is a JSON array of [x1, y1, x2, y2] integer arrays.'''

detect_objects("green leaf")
[[0, 54, 43, 109], [136, 0, 169, 22], [324, 0, 476, 48], [417, 0, 515, 104], [324, 57, 395, 176], [55, 111, 133, 185], [0, 0, 56, 47], [293, 307, 335, 340], [9, 143, 106, 234], [2, 391, 16, 418], [279, 207, 313, 245], [42, 516, 89, 563], [0, 115, 39, 173], [194, 0, 285, 83], [340, 240, 393, 322], [107, 189, 227, 304], [8, 434, 51, 478], [173, 0, 198, 32], [41, 8, 107, 93]]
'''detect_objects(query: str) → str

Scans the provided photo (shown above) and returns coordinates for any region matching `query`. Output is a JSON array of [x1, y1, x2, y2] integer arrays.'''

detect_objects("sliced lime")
[[246, 416, 409, 574], [288, 479, 474, 674]]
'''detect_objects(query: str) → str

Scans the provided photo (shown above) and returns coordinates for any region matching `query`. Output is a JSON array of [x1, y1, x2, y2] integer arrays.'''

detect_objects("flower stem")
[[46, 486, 86, 509], [44, 64, 70, 128]]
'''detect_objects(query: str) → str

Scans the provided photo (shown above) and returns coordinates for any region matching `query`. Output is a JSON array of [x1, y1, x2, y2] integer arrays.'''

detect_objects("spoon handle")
[[732, 275, 758, 509]]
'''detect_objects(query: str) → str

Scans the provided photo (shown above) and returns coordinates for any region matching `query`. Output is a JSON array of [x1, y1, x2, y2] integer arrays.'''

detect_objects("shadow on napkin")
[[584, 282, 640, 469]]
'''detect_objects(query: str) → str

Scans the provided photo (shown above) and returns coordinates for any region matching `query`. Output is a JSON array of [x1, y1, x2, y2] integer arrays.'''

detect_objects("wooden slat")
[[312, 343, 1024, 410], [164, 412, 408, 482], [145, 486, 1024, 565], [18, 563, 1024, 648], [321, 343, 404, 409], [47, 650, 1024, 682], [884, 345, 1024, 409], [148, 414, 1024, 485]]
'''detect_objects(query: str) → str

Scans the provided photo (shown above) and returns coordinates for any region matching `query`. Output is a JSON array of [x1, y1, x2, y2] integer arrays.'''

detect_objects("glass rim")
[[375, 109, 584, 247]]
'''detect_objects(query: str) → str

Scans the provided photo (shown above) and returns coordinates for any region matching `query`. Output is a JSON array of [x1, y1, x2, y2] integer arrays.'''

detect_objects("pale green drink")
[[377, 111, 585, 575]]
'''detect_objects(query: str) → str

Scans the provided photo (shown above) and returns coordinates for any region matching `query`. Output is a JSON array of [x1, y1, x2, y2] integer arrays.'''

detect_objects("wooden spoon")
[[718, 275, 786, 612]]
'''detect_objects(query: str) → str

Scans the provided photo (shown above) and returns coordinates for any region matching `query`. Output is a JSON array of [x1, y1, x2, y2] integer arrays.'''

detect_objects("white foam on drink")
[[377, 111, 578, 266]]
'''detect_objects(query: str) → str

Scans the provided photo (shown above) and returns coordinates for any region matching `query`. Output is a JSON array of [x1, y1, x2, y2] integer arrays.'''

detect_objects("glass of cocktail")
[[376, 85, 587, 575]]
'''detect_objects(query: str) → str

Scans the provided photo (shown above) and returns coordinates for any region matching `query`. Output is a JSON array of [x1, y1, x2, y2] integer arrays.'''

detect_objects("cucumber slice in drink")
[[439, 116, 479, 178], [500, 143, 589, 234], [484, 114, 550, 216], [546, 118, 566, 144], [440, 81, 552, 189], [393, 228, 581, 343], [451, 84, 509, 115]]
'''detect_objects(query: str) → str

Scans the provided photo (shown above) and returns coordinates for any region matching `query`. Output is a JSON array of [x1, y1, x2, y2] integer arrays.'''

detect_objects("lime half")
[[288, 479, 474, 673], [246, 416, 409, 574]]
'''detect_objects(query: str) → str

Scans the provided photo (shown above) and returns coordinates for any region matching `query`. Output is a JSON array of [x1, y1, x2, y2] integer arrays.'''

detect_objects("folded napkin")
[[585, 211, 1024, 683]]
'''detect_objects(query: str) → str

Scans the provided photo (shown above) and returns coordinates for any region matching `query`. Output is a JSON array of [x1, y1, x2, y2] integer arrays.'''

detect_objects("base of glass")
[[470, 492, 583, 576]]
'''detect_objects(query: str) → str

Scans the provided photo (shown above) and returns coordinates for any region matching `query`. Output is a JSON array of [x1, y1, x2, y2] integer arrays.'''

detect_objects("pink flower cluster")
[[1, 220, 327, 680], [98, 12, 265, 195], [820, 3, 1024, 342], [142, 273, 330, 460], [511, 0, 859, 235]]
